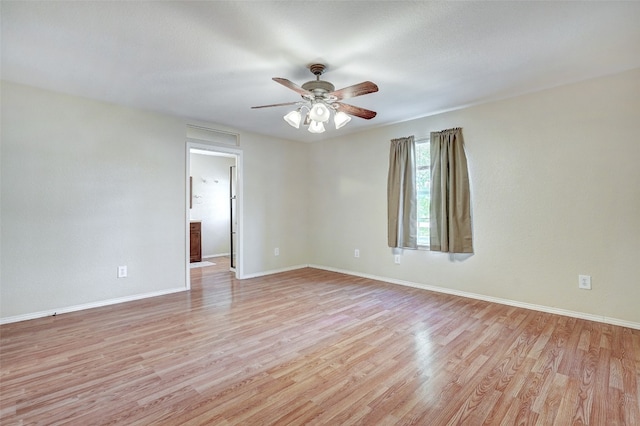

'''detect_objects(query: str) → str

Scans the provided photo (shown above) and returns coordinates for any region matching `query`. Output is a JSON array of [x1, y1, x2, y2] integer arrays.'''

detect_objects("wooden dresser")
[[190, 221, 201, 263]]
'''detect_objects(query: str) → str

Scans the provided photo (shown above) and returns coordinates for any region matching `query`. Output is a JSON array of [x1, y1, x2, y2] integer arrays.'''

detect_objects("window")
[[416, 139, 430, 247]]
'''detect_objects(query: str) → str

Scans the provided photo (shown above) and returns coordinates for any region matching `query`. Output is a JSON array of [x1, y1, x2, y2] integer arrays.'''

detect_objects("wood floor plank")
[[2, 258, 639, 425]]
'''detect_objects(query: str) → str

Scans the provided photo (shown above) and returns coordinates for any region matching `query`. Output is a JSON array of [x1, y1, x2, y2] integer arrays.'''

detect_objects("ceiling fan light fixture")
[[309, 101, 330, 123], [334, 111, 351, 129], [308, 120, 325, 134], [283, 109, 302, 128]]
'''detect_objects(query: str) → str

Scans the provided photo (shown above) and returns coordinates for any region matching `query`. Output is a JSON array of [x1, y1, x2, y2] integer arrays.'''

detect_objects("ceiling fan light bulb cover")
[[283, 110, 301, 128], [334, 111, 351, 129], [309, 102, 330, 122], [308, 120, 325, 133]]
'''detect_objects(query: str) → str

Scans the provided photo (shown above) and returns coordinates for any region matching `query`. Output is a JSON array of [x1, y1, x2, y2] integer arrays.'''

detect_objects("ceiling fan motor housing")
[[301, 80, 335, 95], [302, 63, 335, 97]]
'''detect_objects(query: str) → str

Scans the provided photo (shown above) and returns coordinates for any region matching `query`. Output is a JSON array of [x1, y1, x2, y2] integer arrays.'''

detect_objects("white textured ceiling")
[[2, 1, 640, 142]]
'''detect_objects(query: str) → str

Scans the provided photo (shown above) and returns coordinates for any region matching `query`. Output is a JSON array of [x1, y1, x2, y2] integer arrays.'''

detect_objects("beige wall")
[[1, 82, 186, 319], [240, 131, 310, 275], [3, 68, 639, 325], [0, 81, 309, 320], [308, 68, 640, 325]]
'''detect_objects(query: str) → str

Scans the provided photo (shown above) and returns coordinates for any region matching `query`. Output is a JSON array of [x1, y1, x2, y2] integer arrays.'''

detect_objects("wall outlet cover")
[[578, 274, 591, 290], [118, 266, 127, 278]]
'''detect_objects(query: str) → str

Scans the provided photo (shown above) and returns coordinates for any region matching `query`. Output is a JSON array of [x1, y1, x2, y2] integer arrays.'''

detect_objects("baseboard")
[[6, 266, 637, 331], [0, 287, 188, 325], [308, 264, 640, 331], [241, 264, 308, 279], [203, 253, 230, 259]]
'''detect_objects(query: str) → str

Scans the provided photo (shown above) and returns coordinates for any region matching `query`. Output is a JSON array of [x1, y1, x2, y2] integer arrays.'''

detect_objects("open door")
[[187, 141, 241, 288], [229, 165, 237, 270]]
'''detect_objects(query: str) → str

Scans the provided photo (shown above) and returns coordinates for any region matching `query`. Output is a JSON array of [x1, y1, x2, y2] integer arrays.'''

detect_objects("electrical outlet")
[[118, 266, 127, 278], [274, 247, 279, 256], [394, 254, 401, 264], [354, 249, 360, 258], [578, 275, 591, 290]]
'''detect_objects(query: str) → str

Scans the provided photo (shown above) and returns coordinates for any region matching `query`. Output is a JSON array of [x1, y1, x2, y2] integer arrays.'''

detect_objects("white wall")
[[3, 69, 638, 326], [239, 131, 310, 275], [0, 81, 310, 321], [189, 153, 235, 257], [1, 82, 186, 319], [308, 68, 640, 325]]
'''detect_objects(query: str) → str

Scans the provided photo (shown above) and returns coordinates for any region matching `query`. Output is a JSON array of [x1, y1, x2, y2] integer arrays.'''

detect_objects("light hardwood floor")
[[1, 260, 639, 425]]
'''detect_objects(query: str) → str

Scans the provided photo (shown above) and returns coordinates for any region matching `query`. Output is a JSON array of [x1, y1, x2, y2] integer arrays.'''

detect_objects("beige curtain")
[[430, 128, 473, 253], [387, 136, 417, 249]]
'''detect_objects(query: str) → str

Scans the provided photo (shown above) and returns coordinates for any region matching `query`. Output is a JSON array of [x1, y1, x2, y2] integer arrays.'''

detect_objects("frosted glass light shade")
[[334, 111, 351, 129], [308, 120, 325, 133], [309, 102, 330, 122], [283, 110, 302, 128]]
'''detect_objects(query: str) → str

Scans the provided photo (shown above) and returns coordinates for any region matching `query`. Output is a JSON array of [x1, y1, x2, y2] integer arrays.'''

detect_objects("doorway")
[[186, 141, 242, 289]]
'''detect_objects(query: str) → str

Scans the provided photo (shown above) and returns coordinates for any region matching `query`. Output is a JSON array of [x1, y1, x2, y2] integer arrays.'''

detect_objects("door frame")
[[186, 140, 243, 289]]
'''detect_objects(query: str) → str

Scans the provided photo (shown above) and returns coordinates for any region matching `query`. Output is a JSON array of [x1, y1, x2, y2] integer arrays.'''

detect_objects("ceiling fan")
[[251, 64, 378, 133]]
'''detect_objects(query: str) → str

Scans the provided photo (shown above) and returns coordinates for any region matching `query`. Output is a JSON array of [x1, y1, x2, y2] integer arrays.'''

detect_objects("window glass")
[[416, 140, 430, 247]]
